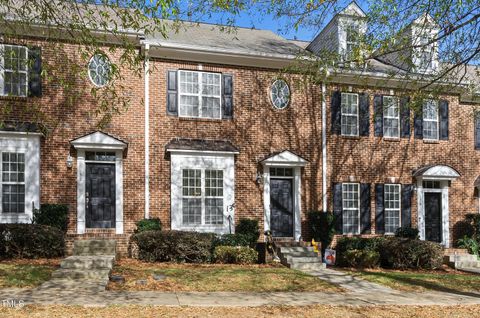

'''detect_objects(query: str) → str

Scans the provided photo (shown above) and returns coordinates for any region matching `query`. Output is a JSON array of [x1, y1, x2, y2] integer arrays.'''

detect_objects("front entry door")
[[86, 163, 116, 228], [270, 178, 294, 237], [424, 192, 442, 243]]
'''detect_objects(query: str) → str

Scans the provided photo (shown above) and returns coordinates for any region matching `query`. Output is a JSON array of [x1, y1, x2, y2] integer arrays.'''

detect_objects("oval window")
[[88, 54, 111, 87], [270, 79, 290, 109]]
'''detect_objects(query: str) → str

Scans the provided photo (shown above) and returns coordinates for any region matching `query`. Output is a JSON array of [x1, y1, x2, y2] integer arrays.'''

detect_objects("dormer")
[[307, 1, 367, 60]]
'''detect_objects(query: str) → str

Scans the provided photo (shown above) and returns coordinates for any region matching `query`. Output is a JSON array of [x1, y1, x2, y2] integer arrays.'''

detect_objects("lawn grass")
[[0, 259, 59, 288], [347, 267, 480, 293], [1, 305, 480, 318], [108, 259, 342, 292]]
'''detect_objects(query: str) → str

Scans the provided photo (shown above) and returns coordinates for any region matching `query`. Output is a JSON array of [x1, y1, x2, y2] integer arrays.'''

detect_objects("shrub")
[[135, 218, 162, 233], [131, 230, 214, 263], [214, 246, 258, 264], [336, 237, 385, 267], [458, 235, 480, 256], [380, 237, 443, 269], [342, 249, 380, 268], [308, 211, 336, 253], [0, 224, 65, 259], [235, 218, 260, 247], [395, 227, 419, 239], [32, 204, 69, 233], [212, 233, 251, 248]]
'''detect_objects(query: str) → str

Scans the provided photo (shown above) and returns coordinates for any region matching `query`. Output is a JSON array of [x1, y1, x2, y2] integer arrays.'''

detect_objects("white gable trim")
[[261, 150, 307, 167], [340, 1, 367, 17], [71, 131, 127, 150], [414, 165, 460, 181]]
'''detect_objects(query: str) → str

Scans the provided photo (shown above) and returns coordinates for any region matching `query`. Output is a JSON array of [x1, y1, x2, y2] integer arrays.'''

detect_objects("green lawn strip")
[[0, 263, 57, 288], [110, 262, 342, 292], [347, 269, 480, 293]]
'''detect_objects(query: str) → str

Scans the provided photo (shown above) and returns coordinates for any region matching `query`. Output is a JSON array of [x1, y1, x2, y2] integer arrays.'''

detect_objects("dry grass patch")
[[0, 259, 60, 288], [108, 259, 341, 292], [2, 305, 480, 318]]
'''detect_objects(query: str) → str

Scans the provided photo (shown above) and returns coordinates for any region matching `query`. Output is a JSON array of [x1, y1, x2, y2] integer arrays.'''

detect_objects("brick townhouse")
[[0, 2, 479, 254]]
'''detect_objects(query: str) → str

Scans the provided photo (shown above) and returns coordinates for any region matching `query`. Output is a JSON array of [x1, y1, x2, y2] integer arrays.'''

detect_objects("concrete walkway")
[[0, 268, 479, 307]]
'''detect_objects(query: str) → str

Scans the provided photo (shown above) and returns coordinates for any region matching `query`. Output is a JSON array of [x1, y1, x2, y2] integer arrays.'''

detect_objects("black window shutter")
[[167, 70, 178, 116], [439, 100, 449, 140], [360, 183, 371, 234], [475, 114, 480, 150], [414, 105, 423, 139], [222, 74, 234, 119], [359, 93, 370, 136], [333, 183, 343, 233], [374, 95, 383, 137], [400, 97, 411, 138], [331, 91, 342, 135], [375, 184, 385, 234], [401, 184, 413, 228], [28, 46, 42, 97]]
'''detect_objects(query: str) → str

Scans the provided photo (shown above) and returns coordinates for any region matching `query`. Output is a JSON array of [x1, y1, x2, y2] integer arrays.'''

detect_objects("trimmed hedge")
[[235, 219, 260, 247], [32, 204, 69, 233], [395, 227, 419, 239], [342, 249, 380, 268], [131, 230, 215, 263], [336, 237, 385, 267], [212, 233, 251, 248], [0, 224, 65, 259], [214, 246, 258, 264], [135, 218, 162, 233]]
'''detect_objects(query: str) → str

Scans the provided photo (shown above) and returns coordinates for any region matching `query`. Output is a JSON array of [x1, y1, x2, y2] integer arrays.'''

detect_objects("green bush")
[[457, 235, 480, 256], [212, 233, 251, 248], [342, 249, 380, 268], [336, 237, 385, 267], [135, 218, 162, 233], [235, 218, 260, 247], [214, 246, 258, 264], [395, 227, 419, 239], [308, 211, 336, 253], [0, 224, 65, 259], [131, 230, 214, 263], [380, 237, 444, 269], [32, 204, 69, 233]]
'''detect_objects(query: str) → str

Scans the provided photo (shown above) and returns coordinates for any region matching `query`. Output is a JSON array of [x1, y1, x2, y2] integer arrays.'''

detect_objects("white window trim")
[[178, 70, 222, 120], [171, 151, 234, 234], [0, 44, 29, 97], [342, 182, 360, 235], [341, 92, 359, 137], [384, 183, 401, 235], [423, 99, 439, 141], [345, 23, 360, 59], [383, 96, 400, 138], [0, 133, 40, 223]]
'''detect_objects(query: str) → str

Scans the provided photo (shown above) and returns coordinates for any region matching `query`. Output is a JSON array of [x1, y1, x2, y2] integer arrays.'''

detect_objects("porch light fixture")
[[256, 172, 265, 185], [66, 154, 73, 168]]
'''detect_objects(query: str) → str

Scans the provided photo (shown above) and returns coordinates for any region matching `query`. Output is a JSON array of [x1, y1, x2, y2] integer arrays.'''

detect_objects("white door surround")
[[261, 150, 307, 242], [71, 131, 127, 234], [414, 164, 460, 248]]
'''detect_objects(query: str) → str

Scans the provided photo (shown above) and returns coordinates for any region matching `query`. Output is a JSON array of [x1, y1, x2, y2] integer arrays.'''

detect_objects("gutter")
[[144, 42, 150, 219], [321, 82, 328, 212]]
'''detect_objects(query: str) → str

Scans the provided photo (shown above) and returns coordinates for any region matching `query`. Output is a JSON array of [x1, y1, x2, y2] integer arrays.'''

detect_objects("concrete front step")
[[36, 278, 109, 292], [444, 254, 478, 263], [288, 262, 327, 270], [51, 268, 111, 280], [73, 239, 116, 256], [61, 255, 115, 270], [284, 256, 323, 263], [455, 261, 480, 268], [458, 267, 480, 274], [279, 246, 314, 253]]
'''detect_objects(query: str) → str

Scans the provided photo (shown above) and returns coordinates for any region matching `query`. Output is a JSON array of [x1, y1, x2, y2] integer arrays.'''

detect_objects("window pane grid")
[[384, 184, 401, 234], [383, 96, 400, 138], [342, 183, 360, 234], [2, 45, 28, 97], [423, 100, 439, 140], [1, 152, 26, 214], [179, 71, 221, 119], [341, 93, 359, 136]]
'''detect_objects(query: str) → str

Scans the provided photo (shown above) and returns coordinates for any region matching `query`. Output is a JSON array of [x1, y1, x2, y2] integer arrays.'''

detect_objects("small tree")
[[308, 211, 336, 254]]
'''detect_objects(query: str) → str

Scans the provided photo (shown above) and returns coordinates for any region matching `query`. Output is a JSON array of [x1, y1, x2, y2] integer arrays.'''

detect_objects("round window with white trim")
[[270, 79, 290, 110], [88, 54, 111, 87]]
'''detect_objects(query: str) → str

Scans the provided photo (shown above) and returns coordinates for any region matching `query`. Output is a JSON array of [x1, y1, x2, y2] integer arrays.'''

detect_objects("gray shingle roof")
[[0, 121, 45, 135], [165, 138, 239, 153]]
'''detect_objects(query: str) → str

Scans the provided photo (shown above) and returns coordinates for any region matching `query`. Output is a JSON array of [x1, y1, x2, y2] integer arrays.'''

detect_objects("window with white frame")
[[342, 183, 360, 234], [341, 93, 359, 136], [1, 152, 25, 213], [383, 96, 400, 138], [1, 45, 28, 97], [345, 23, 360, 59], [384, 184, 401, 234], [178, 70, 222, 119], [181, 168, 224, 226], [423, 100, 439, 140]]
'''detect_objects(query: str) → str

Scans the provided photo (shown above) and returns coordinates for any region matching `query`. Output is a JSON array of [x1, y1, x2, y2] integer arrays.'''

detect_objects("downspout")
[[322, 82, 328, 212], [144, 42, 150, 219]]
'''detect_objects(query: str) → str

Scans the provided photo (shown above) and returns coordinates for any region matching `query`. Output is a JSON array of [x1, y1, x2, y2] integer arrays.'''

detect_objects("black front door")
[[270, 178, 294, 237], [86, 163, 116, 228], [424, 192, 442, 243]]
